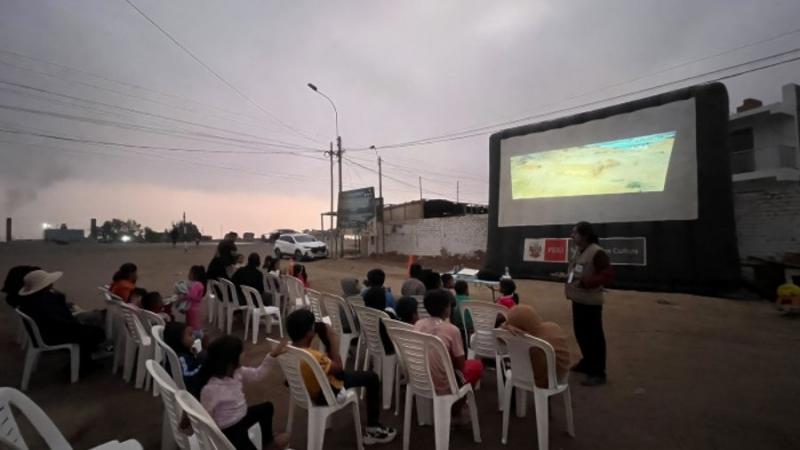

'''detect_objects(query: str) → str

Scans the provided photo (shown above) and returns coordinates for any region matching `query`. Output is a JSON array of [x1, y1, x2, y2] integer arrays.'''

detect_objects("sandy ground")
[[1, 241, 799, 450]]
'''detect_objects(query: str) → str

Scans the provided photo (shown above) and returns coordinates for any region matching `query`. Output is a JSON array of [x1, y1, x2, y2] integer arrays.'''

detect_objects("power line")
[[354, 46, 800, 151], [344, 156, 454, 199], [123, 0, 322, 144]]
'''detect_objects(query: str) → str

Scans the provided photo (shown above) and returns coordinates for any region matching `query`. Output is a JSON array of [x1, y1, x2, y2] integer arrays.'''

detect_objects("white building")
[[730, 83, 800, 261]]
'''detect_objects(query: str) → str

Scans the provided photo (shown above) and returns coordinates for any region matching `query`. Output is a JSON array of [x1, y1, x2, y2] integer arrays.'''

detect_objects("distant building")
[[729, 83, 800, 261]]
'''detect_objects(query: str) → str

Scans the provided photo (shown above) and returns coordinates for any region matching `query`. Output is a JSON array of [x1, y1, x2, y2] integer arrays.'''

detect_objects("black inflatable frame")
[[485, 83, 740, 294]]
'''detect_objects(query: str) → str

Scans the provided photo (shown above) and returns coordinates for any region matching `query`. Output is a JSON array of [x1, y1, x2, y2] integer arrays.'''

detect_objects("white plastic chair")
[[461, 300, 508, 408], [241, 285, 283, 344], [411, 295, 428, 320], [0, 387, 143, 449], [306, 289, 325, 321], [206, 279, 226, 331], [351, 305, 397, 410], [345, 296, 365, 369], [219, 279, 250, 335], [381, 318, 415, 416], [15, 309, 79, 391], [283, 275, 308, 317], [151, 325, 186, 390], [383, 327, 481, 450], [98, 285, 115, 338], [494, 329, 574, 450], [205, 279, 219, 326], [119, 302, 153, 389], [146, 360, 196, 450], [321, 293, 358, 367], [176, 391, 263, 450], [267, 338, 364, 450]]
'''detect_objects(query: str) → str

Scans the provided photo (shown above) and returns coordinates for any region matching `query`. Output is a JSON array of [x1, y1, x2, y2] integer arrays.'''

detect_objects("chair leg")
[[352, 400, 364, 450], [402, 389, 413, 450], [123, 340, 136, 383], [70, 345, 80, 384], [533, 392, 550, 450], [161, 411, 176, 450], [244, 310, 252, 343], [285, 398, 294, 434], [276, 314, 284, 338], [495, 357, 504, 411], [226, 310, 234, 335], [394, 365, 401, 416], [432, 398, 452, 450], [381, 356, 396, 410], [516, 387, 527, 418], [135, 347, 148, 389], [563, 388, 575, 437], [417, 397, 432, 426], [307, 410, 326, 450], [21, 349, 38, 391], [501, 380, 514, 444], [466, 390, 481, 443]]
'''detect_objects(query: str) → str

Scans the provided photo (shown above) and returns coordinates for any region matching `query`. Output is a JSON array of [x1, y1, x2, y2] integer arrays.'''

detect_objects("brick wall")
[[381, 214, 488, 257], [734, 184, 800, 259]]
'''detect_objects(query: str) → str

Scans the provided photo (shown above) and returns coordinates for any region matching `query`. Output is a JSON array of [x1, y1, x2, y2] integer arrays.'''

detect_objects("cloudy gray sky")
[[1, 0, 799, 239]]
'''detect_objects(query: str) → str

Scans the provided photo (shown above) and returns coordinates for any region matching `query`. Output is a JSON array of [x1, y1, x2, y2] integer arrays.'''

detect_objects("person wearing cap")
[[18, 270, 105, 365], [503, 304, 571, 389]]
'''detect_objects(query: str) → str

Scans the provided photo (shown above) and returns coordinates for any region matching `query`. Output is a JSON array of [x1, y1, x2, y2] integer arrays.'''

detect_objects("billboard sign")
[[337, 187, 375, 229], [523, 236, 647, 266]]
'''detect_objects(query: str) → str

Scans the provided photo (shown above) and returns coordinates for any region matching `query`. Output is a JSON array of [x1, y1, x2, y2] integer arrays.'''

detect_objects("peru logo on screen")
[[523, 238, 569, 262]]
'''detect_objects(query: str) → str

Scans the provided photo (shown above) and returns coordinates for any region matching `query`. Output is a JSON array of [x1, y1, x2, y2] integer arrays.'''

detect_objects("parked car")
[[262, 229, 298, 243], [273, 233, 327, 260]]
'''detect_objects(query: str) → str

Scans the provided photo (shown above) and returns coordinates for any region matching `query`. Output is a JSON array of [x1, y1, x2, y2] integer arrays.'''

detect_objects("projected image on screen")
[[510, 131, 676, 199]]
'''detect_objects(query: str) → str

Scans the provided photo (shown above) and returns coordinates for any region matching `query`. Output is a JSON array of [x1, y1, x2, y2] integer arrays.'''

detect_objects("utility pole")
[[337, 135, 343, 257], [182, 211, 187, 253], [419, 176, 423, 200], [326, 142, 334, 230], [378, 156, 383, 199], [456, 180, 460, 204]]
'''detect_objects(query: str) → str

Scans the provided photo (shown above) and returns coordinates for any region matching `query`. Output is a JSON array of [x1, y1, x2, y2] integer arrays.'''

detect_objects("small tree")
[[170, 221, 202, 242], [98, 219, 143, 242]]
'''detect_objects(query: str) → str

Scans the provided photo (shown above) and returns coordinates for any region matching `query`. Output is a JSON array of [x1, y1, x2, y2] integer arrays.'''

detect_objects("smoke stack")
[[90, 218, 97, 239], [5, 217, 11, 242]]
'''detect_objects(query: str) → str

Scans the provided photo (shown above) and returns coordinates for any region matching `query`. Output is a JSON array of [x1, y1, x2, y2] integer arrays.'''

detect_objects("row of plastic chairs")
[[205, 276, 288, 342]]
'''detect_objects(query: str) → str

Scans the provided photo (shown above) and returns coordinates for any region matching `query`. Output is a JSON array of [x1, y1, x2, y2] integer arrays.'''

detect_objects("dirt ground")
[[1, 241, 799, 449]]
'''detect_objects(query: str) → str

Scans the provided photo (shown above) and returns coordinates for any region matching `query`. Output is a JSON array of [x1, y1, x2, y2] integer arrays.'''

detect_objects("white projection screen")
[[498, 98, 697, 227]]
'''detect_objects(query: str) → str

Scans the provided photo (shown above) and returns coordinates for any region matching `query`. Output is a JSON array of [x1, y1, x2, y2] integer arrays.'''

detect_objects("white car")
[[273, 233, 328, 260]]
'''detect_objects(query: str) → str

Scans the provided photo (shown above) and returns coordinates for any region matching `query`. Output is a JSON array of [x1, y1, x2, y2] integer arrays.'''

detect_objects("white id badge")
[[567, 270, 574, 283]]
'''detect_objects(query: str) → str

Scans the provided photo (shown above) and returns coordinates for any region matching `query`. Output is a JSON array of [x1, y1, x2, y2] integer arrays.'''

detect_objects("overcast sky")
[[1, 0, 799, 239]]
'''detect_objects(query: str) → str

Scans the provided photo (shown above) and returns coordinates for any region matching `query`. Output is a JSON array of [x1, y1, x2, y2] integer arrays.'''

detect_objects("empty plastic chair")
[[119, 302, 153, 389], [283, 275, 307, 317], [306, 289, 325, 322], [219, 279, 250, 335], [206, 279, 226, 331], [351, 305, 397, 410], [461, 300, 508, 409], [241, 285, 283, 344], [267, 338, 364, 450], [494, 329, 574, 450], [383, 327, 481, 450], [320, 293, 358, 367], [15, 309, 79, 391], [0, 387, 143, 449]]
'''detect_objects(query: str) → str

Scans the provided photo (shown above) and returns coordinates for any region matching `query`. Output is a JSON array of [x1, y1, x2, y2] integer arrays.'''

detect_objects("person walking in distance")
[[566, 221, 613, 386]]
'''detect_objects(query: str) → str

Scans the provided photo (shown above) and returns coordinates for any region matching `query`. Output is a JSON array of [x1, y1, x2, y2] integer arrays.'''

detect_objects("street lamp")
[[307, 83, 339, 139]]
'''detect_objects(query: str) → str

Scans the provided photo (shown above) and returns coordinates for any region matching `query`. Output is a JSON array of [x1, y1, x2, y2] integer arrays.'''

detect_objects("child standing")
[[179, 265, 206, 331], [200, 336, 290, 450]]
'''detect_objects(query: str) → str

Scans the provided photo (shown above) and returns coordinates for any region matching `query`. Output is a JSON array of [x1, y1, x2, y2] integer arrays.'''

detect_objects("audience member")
[[292, 264, 309, 288], [206, 239, 238, 281], [142, 291, 172, 321], [200, 335, 289, 450], [395, 296, 419, 324], [424, 270, 443, 292], [110, 263, 138, 302], [129, 287, 147, 308], [451, 280, 474, 344], [340, 277, 361, 297], [400, 263, 426, 296], [18, 270, 105, 366], [2, 265, 40, 308], [286, 309, 397, 445], [262, 256, 280, 276], [441, 273, 455, 290], [164, 321, 206, 397], [362, 268, 395, 309], [177, 265, 206, 331], [504, 305, 571, 388], [232, 253, 265, 305], [497, 278, 519, 309], [363, 286, 396, 356]]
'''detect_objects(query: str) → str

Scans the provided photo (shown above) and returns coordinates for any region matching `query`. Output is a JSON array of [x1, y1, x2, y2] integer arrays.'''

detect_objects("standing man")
[[566, 221, 613, 386]]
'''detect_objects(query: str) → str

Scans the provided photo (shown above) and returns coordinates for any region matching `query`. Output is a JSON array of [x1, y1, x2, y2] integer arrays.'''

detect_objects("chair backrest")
[[462, 300, 507, 357], [119, 302, 150, 346], [351, 305, 390, 358], [283, 275, 306, 310], [175, 390, 234, 450], [0, 387, 72, 449], [240, 285, 265, 311], [146, 361, 193, 449], [383, 327, 459, 398], [321, 293, 357, 336], [151, 325, 186, 389], [306, 289, 325, 321], [346, 295, 365, 308], [15, 309, 44, 349], [266, 339, 338, 409], [218, 279, 238, 307], [139, 308, 166, 329], [206, 279, 222, 302], [494, 328, 560, 390], [412, 295, 429, 319], [263, 273, 281, 307]]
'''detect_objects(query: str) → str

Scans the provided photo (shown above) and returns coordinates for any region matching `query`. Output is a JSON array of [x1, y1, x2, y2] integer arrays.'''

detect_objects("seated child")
[[286, 309, 397, 445], [142, 291, 172, 322], [200, 335, 289, 450], [129, 287, 147, 308], [395, 296, 419, 325], [451, 280, 474, 349], [164, 321, 206, 397], [496, 278, 519, 309]]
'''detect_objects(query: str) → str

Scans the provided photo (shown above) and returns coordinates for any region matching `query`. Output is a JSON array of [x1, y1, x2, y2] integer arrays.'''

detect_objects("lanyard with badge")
[[568, 247, 587, 284]]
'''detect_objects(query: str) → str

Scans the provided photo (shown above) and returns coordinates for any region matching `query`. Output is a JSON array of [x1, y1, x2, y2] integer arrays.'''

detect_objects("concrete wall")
[[43, 229, 85, 242], [384, 201, 424, 223], [734, 184, 800, 260], [374, 214, 488, 257]]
